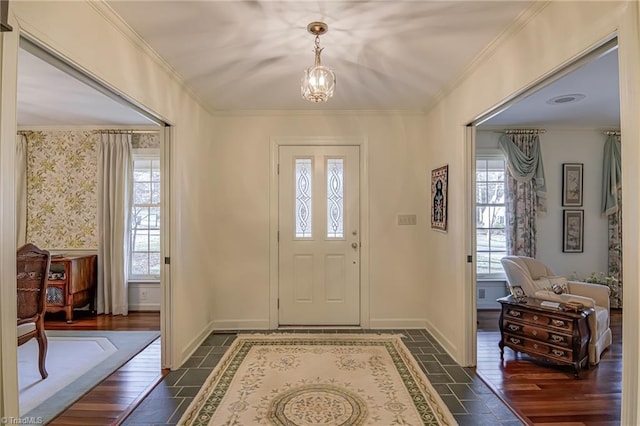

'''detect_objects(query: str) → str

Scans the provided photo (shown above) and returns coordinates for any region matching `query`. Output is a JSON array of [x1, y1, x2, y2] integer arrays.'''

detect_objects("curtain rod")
[[504, 129, 545, 134], [493, 129, 546, 134], [604, 131, 620, 136], [92, 130, 159, 134]]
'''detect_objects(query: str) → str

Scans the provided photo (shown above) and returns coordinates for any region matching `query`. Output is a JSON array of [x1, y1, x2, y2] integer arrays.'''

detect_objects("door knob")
[[351, 242, 358, 249]]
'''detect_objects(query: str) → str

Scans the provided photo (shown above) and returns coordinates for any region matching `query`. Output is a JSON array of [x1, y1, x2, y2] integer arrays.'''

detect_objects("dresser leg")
[[65, 306, 73, 323]]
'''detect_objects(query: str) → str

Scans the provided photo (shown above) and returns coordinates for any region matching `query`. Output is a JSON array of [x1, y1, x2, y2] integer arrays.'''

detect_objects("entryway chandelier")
[[301, 21, 336, 103]]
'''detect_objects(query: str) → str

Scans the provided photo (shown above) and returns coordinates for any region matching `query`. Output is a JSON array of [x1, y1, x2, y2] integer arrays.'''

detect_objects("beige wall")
[[209, 112, 430, 329], [423, 1, 639, 423]]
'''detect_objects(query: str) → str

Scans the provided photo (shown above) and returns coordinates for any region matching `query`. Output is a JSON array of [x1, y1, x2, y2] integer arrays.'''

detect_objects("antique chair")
[[17, 243, 51, 379], [500, 255, 612, 365]]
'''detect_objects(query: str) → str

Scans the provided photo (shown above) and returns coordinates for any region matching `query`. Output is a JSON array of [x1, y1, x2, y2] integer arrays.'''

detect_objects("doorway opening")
[[468, 38, 622, 422], [15, 35, 172, 422]]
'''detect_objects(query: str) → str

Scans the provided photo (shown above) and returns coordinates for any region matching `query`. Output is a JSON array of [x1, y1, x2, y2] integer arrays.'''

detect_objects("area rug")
[[179, 334, 457, 425], [19, 330, 160, 423]]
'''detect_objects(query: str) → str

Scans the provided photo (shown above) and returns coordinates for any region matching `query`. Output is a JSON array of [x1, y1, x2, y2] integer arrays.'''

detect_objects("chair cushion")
[[17, 322, 36, 338]]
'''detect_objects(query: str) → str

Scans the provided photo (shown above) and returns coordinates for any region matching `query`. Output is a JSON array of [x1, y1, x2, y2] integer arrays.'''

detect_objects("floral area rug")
[[179, 334, 457, 425]]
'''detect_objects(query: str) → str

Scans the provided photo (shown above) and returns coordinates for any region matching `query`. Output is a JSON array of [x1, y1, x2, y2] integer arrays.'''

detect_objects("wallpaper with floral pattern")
[[24, 131, 159, 249], [132, 133, 160, 149], [25, 131, 99, 248]]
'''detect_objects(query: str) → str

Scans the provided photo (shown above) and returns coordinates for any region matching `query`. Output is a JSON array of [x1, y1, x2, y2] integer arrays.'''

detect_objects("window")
[[130, 152, 160, 279], [476, 157, 507, 277]]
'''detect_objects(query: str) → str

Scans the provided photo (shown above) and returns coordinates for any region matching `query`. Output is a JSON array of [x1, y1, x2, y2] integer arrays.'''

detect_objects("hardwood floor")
[[43, 311, 162, 426], [477, 309, 622, 425]]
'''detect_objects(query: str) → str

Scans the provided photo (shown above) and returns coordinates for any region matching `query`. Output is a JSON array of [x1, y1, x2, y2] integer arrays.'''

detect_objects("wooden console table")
[[498, 295, 593, 378], [46, 254, 97, 323]]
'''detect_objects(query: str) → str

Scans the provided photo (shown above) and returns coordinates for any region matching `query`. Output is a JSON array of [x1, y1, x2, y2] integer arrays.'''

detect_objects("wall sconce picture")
[[563, 209, 584, 253], [562, 163, 583, 207], [431, 164, 448, 231]]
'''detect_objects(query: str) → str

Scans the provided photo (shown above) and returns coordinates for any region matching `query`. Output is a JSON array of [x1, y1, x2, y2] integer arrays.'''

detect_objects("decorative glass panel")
[[295, 159, 312, 238], [326, 158, 344, 238]]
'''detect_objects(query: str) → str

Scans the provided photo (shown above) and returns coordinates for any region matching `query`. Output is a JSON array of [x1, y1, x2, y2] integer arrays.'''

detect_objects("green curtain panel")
[[499, 133, 547, 257], [602, 134, 622, 308]]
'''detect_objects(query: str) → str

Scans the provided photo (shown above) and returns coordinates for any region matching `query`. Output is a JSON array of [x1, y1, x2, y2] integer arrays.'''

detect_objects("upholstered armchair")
[[17, 243, 51, 379], [500, 255, 612, 365]]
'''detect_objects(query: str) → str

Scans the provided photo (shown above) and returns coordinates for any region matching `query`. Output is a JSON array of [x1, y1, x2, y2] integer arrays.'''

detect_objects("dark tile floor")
[[123, 329, 524, 425]]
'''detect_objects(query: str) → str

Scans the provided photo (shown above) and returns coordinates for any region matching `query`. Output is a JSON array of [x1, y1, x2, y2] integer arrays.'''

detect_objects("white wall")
[[128, 282, 161, 311], [423, 1, 639, 423], [210, 112, 430, 329], [477, 129, 610, 278]]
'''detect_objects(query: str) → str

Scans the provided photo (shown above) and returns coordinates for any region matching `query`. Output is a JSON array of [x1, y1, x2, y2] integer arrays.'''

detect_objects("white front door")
[[278, 145, 360, 325]]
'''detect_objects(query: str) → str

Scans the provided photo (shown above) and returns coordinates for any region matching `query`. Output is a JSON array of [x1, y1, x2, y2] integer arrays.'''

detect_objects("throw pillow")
[[547, 276, 568, 294]]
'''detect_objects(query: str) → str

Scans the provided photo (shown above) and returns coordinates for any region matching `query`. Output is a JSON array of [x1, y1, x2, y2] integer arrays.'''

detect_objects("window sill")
[[128, 279, 160, 285], [477, 276, 507, 282]]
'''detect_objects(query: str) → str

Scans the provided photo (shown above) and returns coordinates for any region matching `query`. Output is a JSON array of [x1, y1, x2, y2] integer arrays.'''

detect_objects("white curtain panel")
[[97, 133, 133, 315], [16, 133, 28, 247]]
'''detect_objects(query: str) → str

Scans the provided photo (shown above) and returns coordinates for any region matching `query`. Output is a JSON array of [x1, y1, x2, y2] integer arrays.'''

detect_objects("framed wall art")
[[562, 163, 583, 207], [563, 209, 584, 253], [431, 164, 448, 231]]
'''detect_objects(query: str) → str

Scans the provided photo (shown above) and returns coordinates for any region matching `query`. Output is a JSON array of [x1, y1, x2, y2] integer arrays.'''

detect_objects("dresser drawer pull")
[[533, 314, 539, 321], [509, 337, 522, 345], [552, 319, 566, 327], [533, 343, 539, 349], [552, 349, 565, 357], [508, 324, 521, 332], [508, 310, 521, 317], [532, 330, 538, 336], [551, 335, 565, 343]]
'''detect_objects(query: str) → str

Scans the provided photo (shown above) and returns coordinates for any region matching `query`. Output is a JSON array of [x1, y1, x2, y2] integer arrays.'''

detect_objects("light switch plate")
[[397, 214, 417, 225]]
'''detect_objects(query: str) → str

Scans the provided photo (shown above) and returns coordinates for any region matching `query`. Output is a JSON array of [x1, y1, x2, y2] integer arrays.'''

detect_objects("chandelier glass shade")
[[301, 22, 336, 103]]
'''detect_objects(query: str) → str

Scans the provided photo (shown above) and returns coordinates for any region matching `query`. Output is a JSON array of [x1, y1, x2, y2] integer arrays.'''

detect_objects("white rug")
[[18, 330, 160, 423], [180, 334, 457, 426]]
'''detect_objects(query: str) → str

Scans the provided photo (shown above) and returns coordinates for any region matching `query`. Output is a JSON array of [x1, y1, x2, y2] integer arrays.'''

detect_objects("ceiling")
[[16, 1, 620, 128], [17, 47, 156, 126]]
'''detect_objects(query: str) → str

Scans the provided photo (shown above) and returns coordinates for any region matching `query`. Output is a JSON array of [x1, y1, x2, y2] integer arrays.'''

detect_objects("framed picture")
[[431, 165, 448, 231], [562, 163, 583, 207], [563, 209, 584, 253]]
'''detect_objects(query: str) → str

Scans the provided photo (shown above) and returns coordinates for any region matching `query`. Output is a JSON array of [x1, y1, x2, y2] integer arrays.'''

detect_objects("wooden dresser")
[[498, 295, 593, 378], [46, 254, 97, 323]]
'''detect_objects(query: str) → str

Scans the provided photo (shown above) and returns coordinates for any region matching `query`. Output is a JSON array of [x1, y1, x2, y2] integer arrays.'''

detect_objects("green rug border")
[[23, 330, 160, 423], [180, 334, 456, 426]]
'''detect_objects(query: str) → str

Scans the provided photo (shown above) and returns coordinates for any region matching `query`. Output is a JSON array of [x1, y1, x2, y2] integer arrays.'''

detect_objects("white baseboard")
[[368, 318, 428, 329], [212, 319, 271, 330], [128, 302, 160, 311], [424, 317, 457, 360], [179, 320, 216, 368]]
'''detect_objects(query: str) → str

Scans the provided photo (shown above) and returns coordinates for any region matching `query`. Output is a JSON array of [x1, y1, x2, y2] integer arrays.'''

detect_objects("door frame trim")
[[269, 136, 369, 329]]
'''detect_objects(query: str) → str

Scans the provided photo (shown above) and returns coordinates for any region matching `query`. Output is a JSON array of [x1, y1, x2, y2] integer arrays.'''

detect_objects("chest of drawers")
[[498, 295, 593, 378], [46, 254, 97, 323]]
